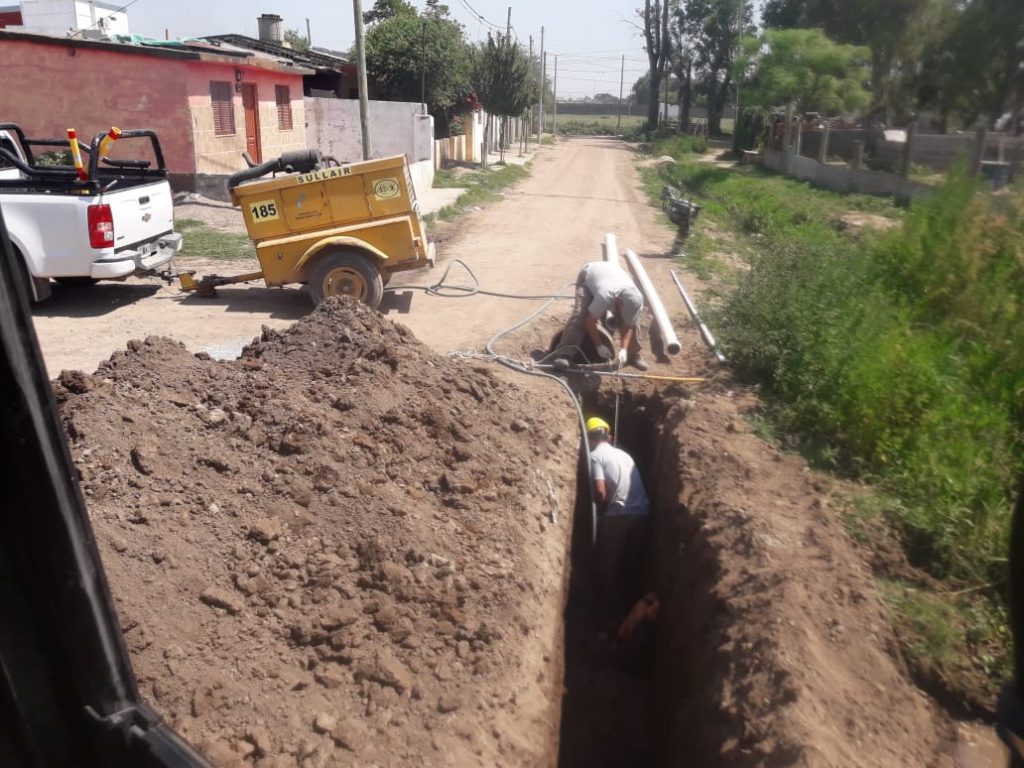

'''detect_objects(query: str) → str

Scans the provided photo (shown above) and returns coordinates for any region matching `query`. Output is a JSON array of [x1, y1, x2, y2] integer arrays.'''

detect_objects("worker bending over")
[[586, 416, 650, 615], [554, 261, 649, 371]]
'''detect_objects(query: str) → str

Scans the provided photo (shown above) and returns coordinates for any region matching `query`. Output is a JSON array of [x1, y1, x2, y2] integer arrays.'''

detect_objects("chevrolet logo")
[[142, 213, 151, 222]]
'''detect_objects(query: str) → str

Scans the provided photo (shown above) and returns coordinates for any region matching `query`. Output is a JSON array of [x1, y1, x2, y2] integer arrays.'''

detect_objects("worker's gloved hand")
[[595, 344, 613, 361], [616, 348, 628, 368]]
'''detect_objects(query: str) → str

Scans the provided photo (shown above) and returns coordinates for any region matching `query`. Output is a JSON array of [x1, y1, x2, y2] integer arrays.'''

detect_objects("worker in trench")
[[585, 416, 651, 619], [553, 261, 649, 371]]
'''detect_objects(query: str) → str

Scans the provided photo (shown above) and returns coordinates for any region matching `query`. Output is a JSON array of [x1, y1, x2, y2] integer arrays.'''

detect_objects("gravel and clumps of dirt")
[[646, 388, 956, 767], [56, 298, 576, 768]]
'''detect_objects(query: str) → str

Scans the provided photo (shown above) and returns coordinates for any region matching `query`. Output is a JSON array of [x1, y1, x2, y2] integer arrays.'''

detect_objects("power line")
[[452, 0, 504, 31], [557, 67, 647, 73], [553, 48, 647, 56], [557, 55, 648, 62]]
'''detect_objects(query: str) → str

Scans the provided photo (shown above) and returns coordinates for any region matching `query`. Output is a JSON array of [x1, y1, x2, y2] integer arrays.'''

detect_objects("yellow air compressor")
[[179, 150, 434, 309]]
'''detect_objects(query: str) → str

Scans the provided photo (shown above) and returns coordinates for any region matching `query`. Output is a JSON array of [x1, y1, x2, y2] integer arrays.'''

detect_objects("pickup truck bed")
[[0, 124, 182, 301]]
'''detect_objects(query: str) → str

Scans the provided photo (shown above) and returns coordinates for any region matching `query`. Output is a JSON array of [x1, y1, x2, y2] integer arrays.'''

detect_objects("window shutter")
[[276, 85, 293, 131], [210, 82, 235, 136]]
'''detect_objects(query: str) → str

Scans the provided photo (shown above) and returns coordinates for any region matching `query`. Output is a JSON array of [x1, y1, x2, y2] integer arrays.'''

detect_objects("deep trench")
[[556, 387, 723, 768]]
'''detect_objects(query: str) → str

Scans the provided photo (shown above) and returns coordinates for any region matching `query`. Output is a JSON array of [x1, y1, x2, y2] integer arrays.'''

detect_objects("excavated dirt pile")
[[55, 298, 576, 768]]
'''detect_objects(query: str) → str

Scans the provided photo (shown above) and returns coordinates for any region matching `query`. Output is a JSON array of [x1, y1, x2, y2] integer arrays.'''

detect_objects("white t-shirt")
[[583, 261, 636, 319], [590, 441, 650, 516]]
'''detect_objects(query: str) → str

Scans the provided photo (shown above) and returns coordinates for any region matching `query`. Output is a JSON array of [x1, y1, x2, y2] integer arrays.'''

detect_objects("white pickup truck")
[[0, 124, 182, 301]]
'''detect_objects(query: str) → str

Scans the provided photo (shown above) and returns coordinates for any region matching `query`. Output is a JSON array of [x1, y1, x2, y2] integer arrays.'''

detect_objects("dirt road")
[[35, 137, 1002, 766], [380, 137, 676, 353], [31, 137, 677, 376]]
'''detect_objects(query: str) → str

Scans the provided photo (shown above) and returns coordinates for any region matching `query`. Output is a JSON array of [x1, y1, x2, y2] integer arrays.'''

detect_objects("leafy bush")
[[650, 134, 708, 159], [703, 168, 1023, 585], [732, 106, 772, 153]]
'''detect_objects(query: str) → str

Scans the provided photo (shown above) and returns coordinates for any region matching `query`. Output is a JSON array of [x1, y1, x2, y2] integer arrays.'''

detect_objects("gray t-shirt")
[[590, 441, 650, 516], [583, 261, 638, 322]]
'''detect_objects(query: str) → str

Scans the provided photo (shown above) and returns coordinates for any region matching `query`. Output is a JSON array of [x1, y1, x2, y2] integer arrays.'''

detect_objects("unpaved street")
[[31, 137, 679, 376], [34, 137, 999, 766], [381, 136, 676, 354]]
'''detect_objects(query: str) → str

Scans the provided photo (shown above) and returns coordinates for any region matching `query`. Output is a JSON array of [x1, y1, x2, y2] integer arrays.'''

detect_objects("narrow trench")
[[556, 387, 720, 768]]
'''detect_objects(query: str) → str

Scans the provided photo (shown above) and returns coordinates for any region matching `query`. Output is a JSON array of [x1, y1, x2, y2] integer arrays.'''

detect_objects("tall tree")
[[363, 0, 416, 24], [942, 0, 1024, 128], [641, 0, 672, 129], [471, 34, 535, 163], [738, 28, 871, 114], [283, 29, 310, 51], [760, 0, 940, 120], [669, 2, 695, 131], [364, 2, 471, 135], [680, 0, 753, 135]]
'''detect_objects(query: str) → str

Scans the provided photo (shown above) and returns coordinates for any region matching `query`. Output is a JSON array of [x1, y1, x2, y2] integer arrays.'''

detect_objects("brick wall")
[[0, 37, 196, 173], [187, 63, 307, 176]]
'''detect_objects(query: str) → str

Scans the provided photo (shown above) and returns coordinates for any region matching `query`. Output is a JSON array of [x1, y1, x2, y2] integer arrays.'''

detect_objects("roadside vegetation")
[[644, 136, 1022, 705], [554, 114, 646, 136], [175, 219, 255, 261], [427, 163, 530, 223]]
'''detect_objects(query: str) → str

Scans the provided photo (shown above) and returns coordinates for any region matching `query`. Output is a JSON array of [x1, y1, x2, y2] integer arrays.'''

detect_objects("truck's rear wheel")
[[309, 251, 384, 309]]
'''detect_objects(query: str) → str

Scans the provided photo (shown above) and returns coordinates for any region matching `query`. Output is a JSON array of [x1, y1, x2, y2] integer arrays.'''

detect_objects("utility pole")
[[506, 6, 511, 37], [527, 35, 533, 151], [306, 17, 312, 46], [733, 0, 742, 134], [420, 18, 427, 115], [616, 54, 625, 133], [552, 54, 558, 140], [538, 26, 545, 140], [352, 0, 371, 160]]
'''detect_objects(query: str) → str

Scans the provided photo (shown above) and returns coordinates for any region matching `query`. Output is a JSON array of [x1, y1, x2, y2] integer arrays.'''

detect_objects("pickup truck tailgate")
[[107, 181, 175, 250]]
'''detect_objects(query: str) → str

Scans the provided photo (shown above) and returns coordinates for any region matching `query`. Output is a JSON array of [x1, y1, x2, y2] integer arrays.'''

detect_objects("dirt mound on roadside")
[[57, 298, 576, 768], [646, 390, 954, 767]]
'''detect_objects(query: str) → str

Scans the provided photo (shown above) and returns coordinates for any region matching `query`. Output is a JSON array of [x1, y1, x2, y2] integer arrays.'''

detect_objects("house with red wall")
[[0, 27, 312, 197], [0, 5, 22, 28]]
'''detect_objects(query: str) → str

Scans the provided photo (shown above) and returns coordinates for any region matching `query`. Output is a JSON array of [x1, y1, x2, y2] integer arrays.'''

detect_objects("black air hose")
[[227, 149, 323, 191]]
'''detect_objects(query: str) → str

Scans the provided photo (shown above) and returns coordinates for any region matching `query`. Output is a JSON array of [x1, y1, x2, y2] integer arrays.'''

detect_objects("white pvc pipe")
[[623, 249, 681, 356], [602, 232, 620, 265], [669, 269, 727, 364]]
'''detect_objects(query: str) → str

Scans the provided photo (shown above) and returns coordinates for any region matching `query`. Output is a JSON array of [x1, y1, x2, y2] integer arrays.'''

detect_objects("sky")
[[126, 0, 655, 99]]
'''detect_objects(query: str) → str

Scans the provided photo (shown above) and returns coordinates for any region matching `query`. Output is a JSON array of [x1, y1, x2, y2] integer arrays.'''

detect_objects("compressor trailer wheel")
[[309, 251, 384, 309]]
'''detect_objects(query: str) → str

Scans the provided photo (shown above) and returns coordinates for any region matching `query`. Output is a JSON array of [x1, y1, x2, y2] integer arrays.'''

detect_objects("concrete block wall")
[[305, 97, 433, 164], [763, 147, 929, 200], [305, 97, 436, 195]]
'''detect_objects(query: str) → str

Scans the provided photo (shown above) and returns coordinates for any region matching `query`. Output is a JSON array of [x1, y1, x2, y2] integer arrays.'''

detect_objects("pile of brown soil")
[[57, 298, 576, 768]]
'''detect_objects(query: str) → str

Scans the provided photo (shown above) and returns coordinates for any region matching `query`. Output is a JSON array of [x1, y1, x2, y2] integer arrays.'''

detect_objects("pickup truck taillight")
[[87, 204, 114, 249]]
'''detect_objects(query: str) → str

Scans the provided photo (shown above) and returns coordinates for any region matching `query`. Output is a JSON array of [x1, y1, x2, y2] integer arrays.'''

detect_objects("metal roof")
[[204, 34, 353, 73], [0, 27, 314, 75]]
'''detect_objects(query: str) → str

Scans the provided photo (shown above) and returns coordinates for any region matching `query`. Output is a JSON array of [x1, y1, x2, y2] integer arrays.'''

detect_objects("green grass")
[[650, 134, 709, 158], [643, 146, 1023, 706], [425, 162, 530, 224], [554, 114, 645, 135], [881, 579, 1012, 701], [176, 219, 255, 261]]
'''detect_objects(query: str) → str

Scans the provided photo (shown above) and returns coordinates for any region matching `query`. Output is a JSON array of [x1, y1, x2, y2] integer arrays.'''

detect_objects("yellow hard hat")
[[586, 416, 611, 434]]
